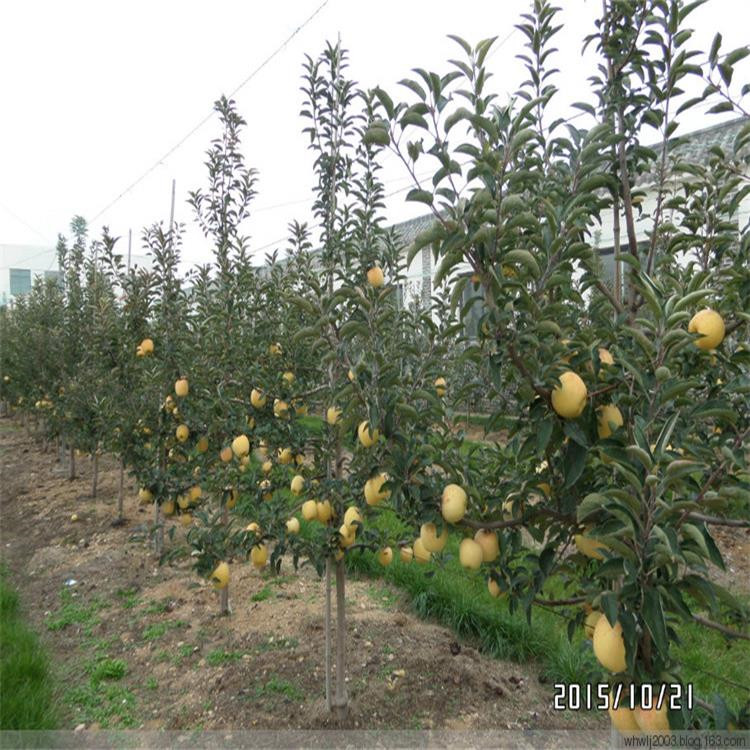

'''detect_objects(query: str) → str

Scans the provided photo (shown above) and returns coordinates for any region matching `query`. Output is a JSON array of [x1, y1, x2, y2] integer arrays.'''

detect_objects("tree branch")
[[686, 513, 750, 528], [692, 615, 750, 642]]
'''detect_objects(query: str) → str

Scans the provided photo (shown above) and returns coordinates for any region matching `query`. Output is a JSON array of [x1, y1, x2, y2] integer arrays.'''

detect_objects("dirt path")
[[0, 417, 608, 731]]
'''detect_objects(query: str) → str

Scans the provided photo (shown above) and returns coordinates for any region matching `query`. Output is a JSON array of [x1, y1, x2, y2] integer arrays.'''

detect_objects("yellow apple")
[[634, 702, 670, 732], [487, 578, 504, 598], [420, 522, 448, 553], [597, 404, 623, 439], [459, 538, 483, 570], [316, 500, 333, 523], [273, 399, 289, 418], [474, 529, 499, 562], [339, 523, 356, 548], [688, 308, 725, 350], [377, 547, 393, 566], [326, 406, 342, 425], [302, 500, 318, 521], [175, 378, 189, 397], [220, 446, 233, 463], [364, 473, 390, 506], [250, 544, 268, 569], [399, 546, 413, 563], [434, 377, 447, 397], [551, 371, 587, 419], [286, 517, 300, 535], [232, 434, 250, 457], [357, 420, 379, 447], [367, 266, 384, 287], [413, 538, 431, 564], [211, 562, 230, 589], [441, 484, 467, 524], [175, 424, 189, 442], [290, 475, 305, 495], [250, 388, 266, 408], [593, 616, 627, 673]]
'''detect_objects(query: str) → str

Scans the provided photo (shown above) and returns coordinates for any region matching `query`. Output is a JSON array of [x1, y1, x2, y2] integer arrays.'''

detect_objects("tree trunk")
[[117, 458, 125, 522], [56, 435, 61, 463], [23, 412, 29, 438], [332, 558, 348, 721], [324, 557, 332, 711], [91, 451, 99, 498], [154, 500, 163, 557], [68, 444, 76, 480], [220, 504, 230, 615]]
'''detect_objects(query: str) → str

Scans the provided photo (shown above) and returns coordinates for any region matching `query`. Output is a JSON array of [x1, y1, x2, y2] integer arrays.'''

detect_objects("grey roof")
[[254, 117, 748, 265], [387, 213, 441, 246], [636, 115, 749, 185]]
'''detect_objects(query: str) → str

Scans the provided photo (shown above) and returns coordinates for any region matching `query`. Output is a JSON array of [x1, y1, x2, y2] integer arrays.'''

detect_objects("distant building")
[[0, 242, 153, 308], [0, 245, 60, 308]]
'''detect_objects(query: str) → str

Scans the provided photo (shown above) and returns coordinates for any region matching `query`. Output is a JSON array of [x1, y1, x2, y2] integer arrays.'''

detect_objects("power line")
[[0, 200, 53, 245], [88, 0, 330, 226]]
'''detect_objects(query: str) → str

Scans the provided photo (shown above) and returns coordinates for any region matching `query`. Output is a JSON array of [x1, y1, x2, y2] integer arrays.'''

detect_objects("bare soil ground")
[[10, 418, 746, 731]]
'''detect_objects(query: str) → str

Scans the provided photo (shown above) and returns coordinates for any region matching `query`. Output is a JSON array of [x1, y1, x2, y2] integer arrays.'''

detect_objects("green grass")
[[674, 611, 750, 713], [141, 619, 188, 641], [0, 569, 58, 729], [46, 588, 107, 636], [254, 675, 304, 702], [205, 649, 244, 666], [250, 586, 273, 602], [114, 587, 140, 610], [144, 598, 172, 615], [65, 682, 137, 728], [254, 635, 299, 653], [86, 656, 127, 684]]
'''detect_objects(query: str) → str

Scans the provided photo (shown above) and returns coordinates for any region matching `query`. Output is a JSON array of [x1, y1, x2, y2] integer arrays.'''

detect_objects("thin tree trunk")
[[117, 458, 125, 522], [23, 412, 29, 438], [68, 444, 76, 480], [333, 558, 348, 721], [325, 557, 332, 711], [56, 435, 61, 463], [220, 504, 230, 615], [154, 500, 163, 557], [91, 451, 99, 498]]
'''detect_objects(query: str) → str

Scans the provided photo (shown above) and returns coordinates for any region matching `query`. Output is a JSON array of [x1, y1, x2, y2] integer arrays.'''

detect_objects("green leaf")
[[405, 189, 434, 206], [536, 417, 553, 454], [642, 588, 669, 656], [563, 440, 588, 487], [576, 493, 609, 523], [503, 249, 541, 279], [600, 592, 618, 627]]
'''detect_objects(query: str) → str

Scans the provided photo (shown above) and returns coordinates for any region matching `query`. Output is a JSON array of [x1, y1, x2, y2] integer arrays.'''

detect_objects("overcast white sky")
[[1, 0, 748, 272]]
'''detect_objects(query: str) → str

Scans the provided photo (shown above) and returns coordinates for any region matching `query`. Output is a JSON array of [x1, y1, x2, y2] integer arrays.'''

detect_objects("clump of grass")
[[141, 619, 187, 641], [0, 570, 58, 729], [251, 586, 273, 602], [46, 588, 107, 635], [254, 675, 304, 702], [86, 657, 126, 685], [205, 649, 244, 666]]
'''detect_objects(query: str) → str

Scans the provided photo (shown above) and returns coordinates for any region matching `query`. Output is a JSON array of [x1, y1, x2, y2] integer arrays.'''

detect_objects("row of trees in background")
[[1, 0, 749, 733]]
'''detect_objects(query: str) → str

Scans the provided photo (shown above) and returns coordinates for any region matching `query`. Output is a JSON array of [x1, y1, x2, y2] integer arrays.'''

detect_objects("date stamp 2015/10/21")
[[553, 683, 693, 712]]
